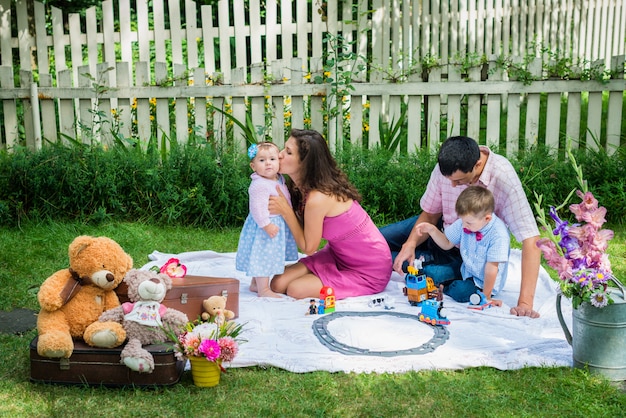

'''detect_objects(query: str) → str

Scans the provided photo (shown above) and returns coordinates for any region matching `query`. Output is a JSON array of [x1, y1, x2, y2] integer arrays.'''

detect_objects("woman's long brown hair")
[[287, 129, 361, 221]]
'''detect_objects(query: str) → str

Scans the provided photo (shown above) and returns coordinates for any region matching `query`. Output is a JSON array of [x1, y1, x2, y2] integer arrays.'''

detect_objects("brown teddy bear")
[[201, 295, 235, 324], [36, 235, 133, 358], [98, 269, 189, 373]]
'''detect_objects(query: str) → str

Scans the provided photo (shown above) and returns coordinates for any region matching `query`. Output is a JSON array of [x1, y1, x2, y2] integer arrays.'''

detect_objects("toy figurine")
[[317, 298, 325, 314], [306, 299, 318, 315], [468, 290, 493, 310]]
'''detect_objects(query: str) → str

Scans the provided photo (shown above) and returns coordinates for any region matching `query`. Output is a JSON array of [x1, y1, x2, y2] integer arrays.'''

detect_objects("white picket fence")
[[0, 0, 624, 154]]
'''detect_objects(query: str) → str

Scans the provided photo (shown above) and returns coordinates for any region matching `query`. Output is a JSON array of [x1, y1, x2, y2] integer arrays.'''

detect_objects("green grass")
[[1, 221, 626, 417]]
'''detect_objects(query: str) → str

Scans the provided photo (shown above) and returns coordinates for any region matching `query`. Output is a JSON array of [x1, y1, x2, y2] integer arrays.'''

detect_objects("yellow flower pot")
[[189, 356, 221, 387]]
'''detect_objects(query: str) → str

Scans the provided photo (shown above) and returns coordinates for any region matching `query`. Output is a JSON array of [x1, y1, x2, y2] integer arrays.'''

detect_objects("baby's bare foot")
[[249, 278, 258, 293], [257, 287, 282, 298]]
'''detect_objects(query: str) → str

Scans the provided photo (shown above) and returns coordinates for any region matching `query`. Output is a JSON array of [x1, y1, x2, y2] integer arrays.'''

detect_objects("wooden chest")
[[116, 275, 240, 321]]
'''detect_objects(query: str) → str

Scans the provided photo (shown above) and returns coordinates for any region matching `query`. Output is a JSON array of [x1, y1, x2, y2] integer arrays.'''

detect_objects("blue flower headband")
[[247, 144, 258, 160]]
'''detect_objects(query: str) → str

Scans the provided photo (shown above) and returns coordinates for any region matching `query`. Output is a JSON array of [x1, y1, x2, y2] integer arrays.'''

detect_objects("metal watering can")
[[556, 276, 626, 382]]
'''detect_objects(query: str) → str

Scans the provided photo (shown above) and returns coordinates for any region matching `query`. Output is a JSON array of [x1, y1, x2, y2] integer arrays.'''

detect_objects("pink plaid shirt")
[[420, 146, 539, 243]]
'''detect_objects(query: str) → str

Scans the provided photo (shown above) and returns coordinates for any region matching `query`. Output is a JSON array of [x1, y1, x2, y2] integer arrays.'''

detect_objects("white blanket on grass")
[[142, 249, 573, 373]]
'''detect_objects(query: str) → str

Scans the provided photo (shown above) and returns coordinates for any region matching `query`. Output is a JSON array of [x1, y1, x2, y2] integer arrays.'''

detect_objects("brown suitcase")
[[116, 275, 240, 321], [29, 336, 184, 387]]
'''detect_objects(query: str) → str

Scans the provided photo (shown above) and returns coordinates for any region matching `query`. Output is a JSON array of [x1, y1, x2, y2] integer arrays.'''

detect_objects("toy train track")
[[312, 311, 449, 356]]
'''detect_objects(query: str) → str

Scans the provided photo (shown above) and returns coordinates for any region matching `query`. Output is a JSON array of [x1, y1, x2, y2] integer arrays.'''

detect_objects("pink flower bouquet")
[[534, 150, 615, 309], [169, 318, 245, 371]]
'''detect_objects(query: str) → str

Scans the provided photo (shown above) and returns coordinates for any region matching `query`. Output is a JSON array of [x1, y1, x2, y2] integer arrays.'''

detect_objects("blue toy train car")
[[418, 298, 450, 326]]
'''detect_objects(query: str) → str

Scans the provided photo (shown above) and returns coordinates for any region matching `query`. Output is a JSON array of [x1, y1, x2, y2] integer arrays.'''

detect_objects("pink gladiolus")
[[536, 186, 614, 309]]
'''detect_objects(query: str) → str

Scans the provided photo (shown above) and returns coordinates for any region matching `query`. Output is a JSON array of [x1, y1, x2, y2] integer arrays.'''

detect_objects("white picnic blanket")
[[141, 249, 573, 373]]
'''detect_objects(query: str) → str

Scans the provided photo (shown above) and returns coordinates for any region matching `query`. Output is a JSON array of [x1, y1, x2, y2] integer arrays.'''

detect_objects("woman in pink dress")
[[268, 129, 392, 300]]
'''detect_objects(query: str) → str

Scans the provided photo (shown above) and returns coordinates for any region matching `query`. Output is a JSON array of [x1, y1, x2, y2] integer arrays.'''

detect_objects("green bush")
[[0, 142, 624, 228]]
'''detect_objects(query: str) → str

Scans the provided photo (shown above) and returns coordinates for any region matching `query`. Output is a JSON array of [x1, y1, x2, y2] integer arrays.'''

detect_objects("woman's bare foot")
[[249, 278, 258, 293]]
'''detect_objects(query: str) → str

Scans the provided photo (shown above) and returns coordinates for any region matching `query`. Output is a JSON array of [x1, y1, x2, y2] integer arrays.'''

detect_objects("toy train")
[[418, 297, 450, 326], [403, 262, 438, 306], [467, 290, 493, 310]]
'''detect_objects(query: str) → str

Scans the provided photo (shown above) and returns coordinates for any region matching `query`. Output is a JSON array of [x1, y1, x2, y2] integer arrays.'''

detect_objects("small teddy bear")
[[36, 235, 133, 358], [201, 295, 235, 324], [98, 269, 189, 373]]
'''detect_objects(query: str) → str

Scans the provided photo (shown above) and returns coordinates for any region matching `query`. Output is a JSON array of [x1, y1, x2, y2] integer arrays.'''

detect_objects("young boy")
[[414, 186, 510, 305]]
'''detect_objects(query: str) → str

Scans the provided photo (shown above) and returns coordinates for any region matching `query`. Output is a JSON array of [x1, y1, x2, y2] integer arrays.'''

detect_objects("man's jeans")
[[380, 216, 477, 302]]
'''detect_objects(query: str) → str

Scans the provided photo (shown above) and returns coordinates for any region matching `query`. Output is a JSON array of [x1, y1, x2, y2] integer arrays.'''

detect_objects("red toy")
[[320, 286, 336, 314]]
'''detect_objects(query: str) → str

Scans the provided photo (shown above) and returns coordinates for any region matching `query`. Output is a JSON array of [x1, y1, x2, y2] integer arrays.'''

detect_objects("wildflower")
[[590, 291, 609, 308]]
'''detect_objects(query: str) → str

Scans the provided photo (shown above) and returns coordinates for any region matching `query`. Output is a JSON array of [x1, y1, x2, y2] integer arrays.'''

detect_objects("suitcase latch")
[[60, 358, 70, 370], [221, 290, 228, 299], [181, 293, 188, 304]]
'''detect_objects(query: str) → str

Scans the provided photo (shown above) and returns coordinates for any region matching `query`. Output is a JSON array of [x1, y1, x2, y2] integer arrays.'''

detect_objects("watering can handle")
[[556, 293, 573, 345]]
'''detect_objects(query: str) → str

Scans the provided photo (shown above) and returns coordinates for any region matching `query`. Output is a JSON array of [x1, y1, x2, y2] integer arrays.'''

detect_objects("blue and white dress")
[[235, 173, 298, 277]]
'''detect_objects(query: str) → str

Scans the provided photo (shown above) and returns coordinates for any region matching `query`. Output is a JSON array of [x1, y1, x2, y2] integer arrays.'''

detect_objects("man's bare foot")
[[257, 287, 282, 298], [249, 278, 257, 293]]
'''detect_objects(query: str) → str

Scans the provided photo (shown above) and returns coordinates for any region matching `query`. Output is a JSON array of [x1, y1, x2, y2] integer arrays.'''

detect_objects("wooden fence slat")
[[249, 0, 262, 65], [249, 63, 265, 142], [193, 67, 207, 141], [545, 91, 561, 150], [167, 0, 184, 64], [524, 60, 543, 148], [174, 63, 188, 143], [118, 0, 133, 64], [154, 0, 166, 63], [135, 62, 152, 149], [289, 58, 305, 135], [0, 0, 11, 67], [86, 7, 98, 76], [186, 0, 199, 69], [57, 69, 75, 140], [606, 55, 625, 154], [296, 0, 308, 59], [427, 66, 442, 151], [78, 65, 93, 144], [218, 0, 232, 84], [466, 67, 481, 142], [69, 13, 83, 86], [266, 0, 278, 63], [0, 66, 17, 148], [270, 60, 286, 146], [39, 74, 58, 144], [231, 67, 247, 149], [233, 0, 247, 72], [16, 1, 32, 71], [155, 62, 171, 147], [486, 58, 502, 149], [115, 62, 132, 141], [281, 0, 295, 62], [447, 64, 462, 138], [201, 4, 217, 75], [34, 1, 49, 74], [136, 0, 150, 63]]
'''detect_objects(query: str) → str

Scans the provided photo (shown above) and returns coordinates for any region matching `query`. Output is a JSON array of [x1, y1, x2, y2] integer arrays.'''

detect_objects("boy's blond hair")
[[455, 186, 494, 217]]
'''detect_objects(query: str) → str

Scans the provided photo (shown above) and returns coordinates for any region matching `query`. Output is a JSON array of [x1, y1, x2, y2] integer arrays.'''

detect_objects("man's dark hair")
[[437, 136, 481, 176]]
